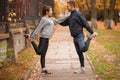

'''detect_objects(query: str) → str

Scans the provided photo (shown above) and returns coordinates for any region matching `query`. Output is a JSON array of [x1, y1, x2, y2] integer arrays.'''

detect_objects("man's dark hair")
[[67, 0, 75, 8], [42, 5, 52, 16]]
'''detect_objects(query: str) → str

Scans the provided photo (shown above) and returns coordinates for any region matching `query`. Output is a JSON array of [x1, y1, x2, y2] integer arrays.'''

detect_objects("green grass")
[[96, 29, 120, 53], [88, 29, 120, 80]]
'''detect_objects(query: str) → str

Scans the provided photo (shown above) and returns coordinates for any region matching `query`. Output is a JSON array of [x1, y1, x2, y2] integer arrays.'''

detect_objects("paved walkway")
[[27, 26, 96, 80]]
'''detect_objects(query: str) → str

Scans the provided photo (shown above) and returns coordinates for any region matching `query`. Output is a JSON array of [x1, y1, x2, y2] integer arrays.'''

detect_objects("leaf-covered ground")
[[87, 22, 120, 80], [0, 22, 120, 80], [0, 48, 38, 80]]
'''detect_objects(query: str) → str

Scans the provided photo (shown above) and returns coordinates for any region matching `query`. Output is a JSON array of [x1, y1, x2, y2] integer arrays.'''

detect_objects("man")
[[60, 0, 97, 74]]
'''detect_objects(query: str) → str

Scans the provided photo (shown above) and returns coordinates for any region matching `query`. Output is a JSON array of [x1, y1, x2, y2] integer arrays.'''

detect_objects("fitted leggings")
[[74, 33, 91, 67], [31, 37, 49, 68]]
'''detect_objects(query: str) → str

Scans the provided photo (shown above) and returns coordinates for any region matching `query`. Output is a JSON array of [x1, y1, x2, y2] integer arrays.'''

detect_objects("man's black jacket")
[[60, 10, 93, 38]]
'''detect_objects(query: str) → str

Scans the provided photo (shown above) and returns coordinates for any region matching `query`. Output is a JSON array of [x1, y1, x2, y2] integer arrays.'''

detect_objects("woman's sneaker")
[[24, 34, 30, 38], [41, 70, 51, 75]]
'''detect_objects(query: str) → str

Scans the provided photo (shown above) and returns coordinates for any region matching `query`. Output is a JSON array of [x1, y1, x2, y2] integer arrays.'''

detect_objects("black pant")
[[31, 37, 49, 68], [74, 33, 91, 67]]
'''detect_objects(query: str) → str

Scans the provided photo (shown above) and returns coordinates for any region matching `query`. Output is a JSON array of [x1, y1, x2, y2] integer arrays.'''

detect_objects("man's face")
[[67, 3, 73, 12]]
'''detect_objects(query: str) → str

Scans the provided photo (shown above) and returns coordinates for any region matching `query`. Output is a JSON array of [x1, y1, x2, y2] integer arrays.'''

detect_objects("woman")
[[25, 5, 68, 75]]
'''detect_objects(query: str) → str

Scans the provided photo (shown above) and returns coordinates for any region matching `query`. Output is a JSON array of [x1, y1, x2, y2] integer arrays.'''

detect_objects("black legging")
[[31, 37, 49, 68], [74, 34, 91, 67]]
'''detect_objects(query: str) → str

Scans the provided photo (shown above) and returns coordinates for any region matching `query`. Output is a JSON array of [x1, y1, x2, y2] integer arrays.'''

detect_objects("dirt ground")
[[94, 21, 120, 31]]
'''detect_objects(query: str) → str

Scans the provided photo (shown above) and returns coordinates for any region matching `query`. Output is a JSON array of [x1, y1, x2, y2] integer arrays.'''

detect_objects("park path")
[[27, 26, 96, 80]]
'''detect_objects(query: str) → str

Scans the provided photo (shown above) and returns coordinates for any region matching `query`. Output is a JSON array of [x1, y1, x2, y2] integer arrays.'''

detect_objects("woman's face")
[[47, 8, 53, 17]]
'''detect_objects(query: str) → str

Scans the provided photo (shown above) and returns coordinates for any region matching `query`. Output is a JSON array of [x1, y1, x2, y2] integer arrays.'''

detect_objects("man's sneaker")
[[74, 67, 85, 74], [24, 34, 30, 38], [93, 32, 98, 36], [41, 70, 51, 75], [86, 32, 98, 39]]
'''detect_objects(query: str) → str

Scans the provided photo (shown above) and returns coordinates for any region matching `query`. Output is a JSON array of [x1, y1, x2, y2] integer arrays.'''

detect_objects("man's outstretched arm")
[[59, 18, 69, 26]]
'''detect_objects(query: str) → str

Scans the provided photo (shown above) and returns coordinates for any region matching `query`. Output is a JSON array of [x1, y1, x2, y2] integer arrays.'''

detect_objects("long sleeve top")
[[30, 16, 68, 39], [60, 10, 93, 38]]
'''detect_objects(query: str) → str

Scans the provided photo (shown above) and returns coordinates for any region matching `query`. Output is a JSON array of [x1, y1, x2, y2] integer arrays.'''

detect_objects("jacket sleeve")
[[78, 14, 94, 34], [30, 18, 48, 39], [59, 18, 69, 26], [53, 16, 69, 25]]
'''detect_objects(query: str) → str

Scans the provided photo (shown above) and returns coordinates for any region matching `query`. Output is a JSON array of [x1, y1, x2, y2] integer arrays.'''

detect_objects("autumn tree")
[[91, 0, 97, 29], [31, 0, 36, 25], [114, 0, 120, 25], [56, 0, 120, 29], [0, 0, 9, 33], [74, 0, 89, 17], [54, 0, 61, 18], [107, 0, 116, 29], [102, 0, 109, 27], [85, 0, 91, 20], [60, 1, 67, 16], [102, 0, 120, 29]]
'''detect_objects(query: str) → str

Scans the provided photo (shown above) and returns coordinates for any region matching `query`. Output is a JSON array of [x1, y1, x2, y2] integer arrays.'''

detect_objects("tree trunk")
[[107, 0, 116, 29], [85, 0, 91, 11], [91, 0, 97, 29], [114, 9, 118, 25], [0, 0, 9, 33], [0, 0, 2, 21], [103, 0, 108, 27], [31, 0, 36, 25], [4, 0, 9, 33], [85, 0, 91, 19]]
